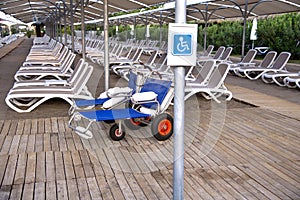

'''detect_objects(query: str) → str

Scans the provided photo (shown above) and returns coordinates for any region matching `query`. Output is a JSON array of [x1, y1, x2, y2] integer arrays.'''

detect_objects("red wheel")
[[109, 124, 126, 141], [151, 113, 173, 141], [124, 118, 142, 130]]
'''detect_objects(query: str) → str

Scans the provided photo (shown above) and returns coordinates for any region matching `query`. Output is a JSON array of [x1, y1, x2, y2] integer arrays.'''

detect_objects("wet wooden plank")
[[51, 117, 59, 133], [0, 185, 10, 200], [55, 151, 66, 181], [14, 153, 27, 185], [143, 173, 169, 200], [10, 184, 23, 200], [71, 150, 85, 179], [133, 173, 159, 200], [15, 119, 24, 135], [25, 152, 36, 184], [17, 135, 28, 154], [66, 179, 80, 200], [37, 118, 45, 133], [79, 150, 94, 178], [34, 182, 45, 200], [76, 178, 92, 200], [50, 133, 59, 152], [7, 120, 17, 135], [0, 155, 9, 184], [43, 133, 51, 152], [0, 136, 13, 156], [46, 151, 56, 182], [58, 129, 68, 152], [95, 176, 114, 200], [56, 180, 68, 200], [31, 119, 38, 135], [26, 135, 35, 153], [63, 151, 76, 180], [0, 120, 11, 136], [86, 177, 102, 200], [2, 154, 18, 186], [22, 183, 34, 200], [23, 119, 31, 135], [106, 176, 125, 200], [8, 135, 20, 155], [44, 118, 52, 134], [45, 181, 57, 200], [36, 152, 46, 183], [114, 172, 135, 200], [35, 134, 44, 153]]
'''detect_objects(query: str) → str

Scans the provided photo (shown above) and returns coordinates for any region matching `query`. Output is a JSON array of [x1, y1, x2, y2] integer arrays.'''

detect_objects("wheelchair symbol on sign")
[[172, 34, 192, 56], [177, 36, 190, 52]]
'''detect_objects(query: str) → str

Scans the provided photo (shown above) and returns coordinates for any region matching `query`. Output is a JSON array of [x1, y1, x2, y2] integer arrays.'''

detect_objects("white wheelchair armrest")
[[131, 91, 157, 102], [99, 87, 132, 98]]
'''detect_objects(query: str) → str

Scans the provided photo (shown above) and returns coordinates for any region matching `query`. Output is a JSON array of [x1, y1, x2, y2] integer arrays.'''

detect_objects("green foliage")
[[201, 12, 300, 59], [257, 13, 300, 59]]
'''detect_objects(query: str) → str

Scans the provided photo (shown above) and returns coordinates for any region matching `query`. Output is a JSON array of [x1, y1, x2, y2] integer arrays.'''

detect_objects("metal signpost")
[[169, 0, 198, 199]]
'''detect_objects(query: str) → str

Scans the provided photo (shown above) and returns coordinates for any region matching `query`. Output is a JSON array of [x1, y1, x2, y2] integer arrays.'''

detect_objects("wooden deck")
[[0, 38, 299, 199], [0, 97, 299, 199]]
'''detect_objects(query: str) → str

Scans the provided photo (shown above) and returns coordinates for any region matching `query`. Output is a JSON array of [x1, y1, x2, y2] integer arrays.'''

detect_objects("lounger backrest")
[[60, 52, 76, 73], [140, 78, 172, 108], [132, 48, 144, 62], [68, 59, 87, 84], [144, 50, 159, 66], [203, 45, 214, 57], [52, 43, 63, 55], [213, 46, 225, 60], [195, 60, 215, 84], [207, 63, 230, 89], [220, 47, 233, 61], [242, 49, 257, 63], [126, 48, 138, 60], [74, 65, 93, 95], [271, 52, 291, 70], [260, 51, 277, 68], [57, 46, 69, 61], [154, 53, 167, 68]]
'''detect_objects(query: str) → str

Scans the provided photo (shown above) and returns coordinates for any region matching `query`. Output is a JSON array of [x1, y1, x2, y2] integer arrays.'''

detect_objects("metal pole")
[[204, 4, 209, 51], [103, 0, 109, 90], [159, 11, 163, 48], [241, 0, 249, 58], [81, 0, 86, 60], [63, 0, 67, 46], [173, 0, 186, 199], [59, 3, 62, 43], [70, 0, 75, 52]]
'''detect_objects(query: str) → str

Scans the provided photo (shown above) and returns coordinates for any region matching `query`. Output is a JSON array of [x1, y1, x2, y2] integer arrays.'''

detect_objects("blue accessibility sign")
[[172, 34, 192, 56]]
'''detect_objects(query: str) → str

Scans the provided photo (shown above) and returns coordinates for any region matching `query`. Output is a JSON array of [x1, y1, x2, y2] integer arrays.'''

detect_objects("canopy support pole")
[[80, 0, 86, 60], [173, 0, 186, 199], [103, 0, 109, 90]]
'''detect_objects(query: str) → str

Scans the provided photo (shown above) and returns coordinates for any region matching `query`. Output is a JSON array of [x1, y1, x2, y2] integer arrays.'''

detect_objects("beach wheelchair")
[[68, 70, 174, 141]]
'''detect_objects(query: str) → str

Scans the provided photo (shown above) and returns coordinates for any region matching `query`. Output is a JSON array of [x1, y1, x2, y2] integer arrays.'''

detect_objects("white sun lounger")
[[5, 63, 94, 113], [234, 51, 277, 77], [241, 52, 291, 80], [184, 63, 232, 103], [14, 52, 75, 81]]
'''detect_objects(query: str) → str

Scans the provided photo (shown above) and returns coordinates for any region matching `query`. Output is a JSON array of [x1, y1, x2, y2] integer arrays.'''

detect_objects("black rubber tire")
[[124, 118, 142, 130], [103, 120, 115, 124], [109, 124, 126, 141], [151, 113, 173, 141]]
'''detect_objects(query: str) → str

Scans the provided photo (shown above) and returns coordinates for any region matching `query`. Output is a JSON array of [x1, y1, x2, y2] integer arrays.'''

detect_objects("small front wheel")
[[151, 113, 173, 141], [109, 124, 126, 141]]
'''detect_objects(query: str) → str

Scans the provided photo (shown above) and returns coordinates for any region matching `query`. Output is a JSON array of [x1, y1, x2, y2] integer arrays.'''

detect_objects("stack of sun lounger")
[[229, 49, 295, 88], [5, 39, 95, 113]]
